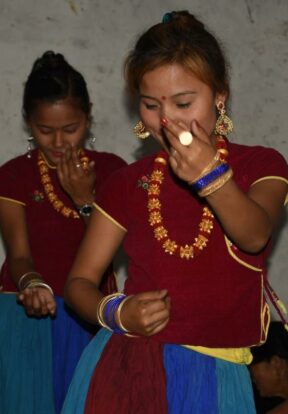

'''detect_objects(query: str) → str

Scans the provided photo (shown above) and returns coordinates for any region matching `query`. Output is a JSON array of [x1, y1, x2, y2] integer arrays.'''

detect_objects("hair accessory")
[[27, 136, 34, 159], [133, 120, 150, 139], [215, 102, 233, 136], [179, 131, 193, 146], [162, 12, 175, 23]]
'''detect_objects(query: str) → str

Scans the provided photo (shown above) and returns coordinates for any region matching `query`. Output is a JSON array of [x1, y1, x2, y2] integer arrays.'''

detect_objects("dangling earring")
[[215, 102, 233, 136], [89, 135, 96, 148], [27, 136, 34, 158], [133, 121, 150, 139]]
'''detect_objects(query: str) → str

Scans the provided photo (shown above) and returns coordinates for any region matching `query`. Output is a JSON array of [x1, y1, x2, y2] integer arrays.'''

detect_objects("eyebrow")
[[140, 91, 196, 100]]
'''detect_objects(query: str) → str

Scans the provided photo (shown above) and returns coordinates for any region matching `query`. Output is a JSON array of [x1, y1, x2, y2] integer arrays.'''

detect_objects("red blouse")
[[95, 141, 288, 347], [0, 149, 126, 296]]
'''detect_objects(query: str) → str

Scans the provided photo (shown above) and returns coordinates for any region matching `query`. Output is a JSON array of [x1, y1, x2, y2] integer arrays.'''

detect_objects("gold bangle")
[[198, 168, 233, 197], [189, 151, 221, 184], [115, 295, 133, 332], [25, 281, 54, 296], [96, 293, 125, 330], [18, 272, 43, 291]]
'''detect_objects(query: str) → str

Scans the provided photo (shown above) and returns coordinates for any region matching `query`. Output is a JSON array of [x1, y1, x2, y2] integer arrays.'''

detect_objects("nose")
[[53, 130, 64, 147]]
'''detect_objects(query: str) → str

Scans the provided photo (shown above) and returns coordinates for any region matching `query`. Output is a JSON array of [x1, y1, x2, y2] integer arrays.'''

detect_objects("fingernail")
[[160, 117, 168, 126]]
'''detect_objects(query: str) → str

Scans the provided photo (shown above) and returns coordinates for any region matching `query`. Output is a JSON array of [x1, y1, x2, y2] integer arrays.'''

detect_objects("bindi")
[[161, 96, 167, 100]]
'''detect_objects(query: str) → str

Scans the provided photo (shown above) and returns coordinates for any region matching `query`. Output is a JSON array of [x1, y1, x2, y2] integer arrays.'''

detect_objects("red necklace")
[[147, 136, 227, 259]]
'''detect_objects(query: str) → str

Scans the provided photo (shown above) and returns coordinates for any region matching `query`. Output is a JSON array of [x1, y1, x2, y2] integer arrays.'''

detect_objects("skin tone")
[[64, 63, 287, 336], [250, 357, 288, 414], [0, 97, 95, 317]]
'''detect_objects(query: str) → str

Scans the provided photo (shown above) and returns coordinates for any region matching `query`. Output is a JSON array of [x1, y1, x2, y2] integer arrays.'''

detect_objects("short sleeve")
[[248, 147, 288, 185], [94, 166, 130, 230], [0, 157, 27, 205]]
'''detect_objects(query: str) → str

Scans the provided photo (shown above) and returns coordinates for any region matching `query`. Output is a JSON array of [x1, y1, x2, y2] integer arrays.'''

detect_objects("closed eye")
[[176, 102, 191, 109]]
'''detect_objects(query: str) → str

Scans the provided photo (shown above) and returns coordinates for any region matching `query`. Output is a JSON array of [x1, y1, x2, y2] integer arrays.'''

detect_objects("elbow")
[[239, 233, 271, 254]]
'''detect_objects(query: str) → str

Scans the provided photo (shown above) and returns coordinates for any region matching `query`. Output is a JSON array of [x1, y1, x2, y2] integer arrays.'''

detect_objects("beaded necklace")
[[37, 150, 89, 219], [147, 136, 228, 259]]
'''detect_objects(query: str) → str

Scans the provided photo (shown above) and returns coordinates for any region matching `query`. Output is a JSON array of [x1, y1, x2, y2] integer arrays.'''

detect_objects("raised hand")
[[157, 118, 218, 183], [57, 144, 96, 206]]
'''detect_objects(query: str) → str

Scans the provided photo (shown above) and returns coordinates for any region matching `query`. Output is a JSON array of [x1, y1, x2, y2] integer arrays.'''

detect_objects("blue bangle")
[[103, 295, 128, 335], [190, 163, 229, 192]]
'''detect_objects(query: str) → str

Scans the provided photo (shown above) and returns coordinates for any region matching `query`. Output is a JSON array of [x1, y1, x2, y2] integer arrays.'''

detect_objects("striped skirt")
[[62, 328, 256, 414]]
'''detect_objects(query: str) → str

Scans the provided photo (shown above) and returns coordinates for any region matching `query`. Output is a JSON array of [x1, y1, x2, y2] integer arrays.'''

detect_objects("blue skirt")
[[62, 328, 256, 414], [0, 293, 93, 414]]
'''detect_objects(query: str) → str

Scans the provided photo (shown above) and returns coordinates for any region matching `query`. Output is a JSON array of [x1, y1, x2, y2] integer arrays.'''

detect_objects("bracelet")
[[96, 293, 124, 331], [18, 271, 43, 291], [115, 295, 132, 332], [189, 151, 221, 184], [190, 162, 229, 192], [25, 281, 54, 296], [21, 278, 45, 290], [198, 168, 233, 197], [96, 293, 133, 335]]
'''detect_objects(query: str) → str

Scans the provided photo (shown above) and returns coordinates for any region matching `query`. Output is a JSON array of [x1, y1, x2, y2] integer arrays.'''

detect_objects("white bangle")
[[26, 281, 54, 296], [18, 271, 42, 291]]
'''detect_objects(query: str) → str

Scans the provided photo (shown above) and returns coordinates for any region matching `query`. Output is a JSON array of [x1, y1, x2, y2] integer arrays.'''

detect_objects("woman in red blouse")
[[63, 11, 288, 414], [0, 51, 126, 414]]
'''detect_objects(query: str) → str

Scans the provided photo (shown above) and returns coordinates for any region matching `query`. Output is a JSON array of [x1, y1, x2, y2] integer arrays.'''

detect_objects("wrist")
[[75, 203, 94, 217]]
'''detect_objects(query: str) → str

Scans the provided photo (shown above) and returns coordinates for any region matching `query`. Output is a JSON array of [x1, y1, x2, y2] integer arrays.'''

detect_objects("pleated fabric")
[[52, 296, 95, 413], [62, 329, 257, 414], [61, 328, 113, 414], [0, 293, 55, 414]]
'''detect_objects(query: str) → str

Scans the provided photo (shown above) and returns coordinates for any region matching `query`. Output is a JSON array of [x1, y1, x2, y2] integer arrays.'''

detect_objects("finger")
[[137, 289, 168, 302], [161, 118, 192, 150], [190, 120, 211, 145], [146, 316, 170, 336]]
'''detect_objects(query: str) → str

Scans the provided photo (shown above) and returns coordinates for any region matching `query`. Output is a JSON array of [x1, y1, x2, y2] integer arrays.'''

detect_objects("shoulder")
[[0, 151, 35, 176], [86, 149, 126, 167], [228, 141, 288, 180]]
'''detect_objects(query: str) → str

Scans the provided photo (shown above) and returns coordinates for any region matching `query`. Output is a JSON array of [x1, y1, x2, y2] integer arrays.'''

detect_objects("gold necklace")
[[38, 150, 90, 219], [147, 136, 227, 259]]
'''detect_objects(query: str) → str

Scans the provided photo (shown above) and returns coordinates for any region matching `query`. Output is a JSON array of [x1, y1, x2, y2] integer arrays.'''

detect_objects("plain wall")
[[0, 0, 287, 315]]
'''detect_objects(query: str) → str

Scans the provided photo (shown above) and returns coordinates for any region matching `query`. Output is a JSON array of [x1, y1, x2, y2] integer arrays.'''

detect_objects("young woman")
[[62, 11, 288, 414], [0, 51, 126, 414]]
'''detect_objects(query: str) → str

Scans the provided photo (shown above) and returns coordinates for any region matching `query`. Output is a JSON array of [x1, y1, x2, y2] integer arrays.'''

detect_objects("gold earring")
[[215, 102, 233, 136], [133, 121, 150, 139]]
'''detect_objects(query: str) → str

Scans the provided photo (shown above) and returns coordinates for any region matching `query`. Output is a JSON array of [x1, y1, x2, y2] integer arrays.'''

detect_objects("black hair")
[[23, 51, 91, 120], [251, 322, 288, 364], [125, 10, 230, 99]]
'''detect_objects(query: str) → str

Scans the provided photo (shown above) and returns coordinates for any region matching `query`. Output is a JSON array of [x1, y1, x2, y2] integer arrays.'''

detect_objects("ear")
[[214, 92, 227, 108]]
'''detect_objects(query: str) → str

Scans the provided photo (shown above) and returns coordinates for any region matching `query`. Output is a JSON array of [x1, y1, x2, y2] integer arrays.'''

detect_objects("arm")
[[161, 120, 287, 253], [267, 400, 288, 414], [0, 199, 56, 316], [65, 208, 170, 335]]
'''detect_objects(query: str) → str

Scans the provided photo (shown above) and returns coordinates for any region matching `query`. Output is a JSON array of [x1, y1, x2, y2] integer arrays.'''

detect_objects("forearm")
[[64, 277, 104, 325], [9, 257, 41, 290], [207, 179, 272, 252]]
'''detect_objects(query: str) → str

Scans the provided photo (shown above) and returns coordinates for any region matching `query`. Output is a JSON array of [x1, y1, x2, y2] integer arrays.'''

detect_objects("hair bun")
[[32, 51, 67, 72], [162, 10, 204, 30]]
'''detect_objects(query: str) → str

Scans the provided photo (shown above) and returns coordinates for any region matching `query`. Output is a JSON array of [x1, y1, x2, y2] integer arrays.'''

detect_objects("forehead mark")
[[161, 96, 167, 100]]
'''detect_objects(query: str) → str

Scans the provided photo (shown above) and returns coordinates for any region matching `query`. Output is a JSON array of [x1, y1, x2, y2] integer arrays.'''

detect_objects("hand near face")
[[118, 289, 171, 336], [57, 145, 96, 206], [17, 287, 56, 317], [157, 119, 218, 184]]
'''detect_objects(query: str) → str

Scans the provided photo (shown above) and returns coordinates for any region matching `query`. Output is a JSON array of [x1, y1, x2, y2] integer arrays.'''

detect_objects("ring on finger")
[[75, 163, 81, 168], [171, 148, 178, 157]]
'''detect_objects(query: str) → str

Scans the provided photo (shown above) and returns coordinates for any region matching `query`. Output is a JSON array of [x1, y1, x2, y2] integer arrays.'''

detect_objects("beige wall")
[[0, 0, 287, 315]]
